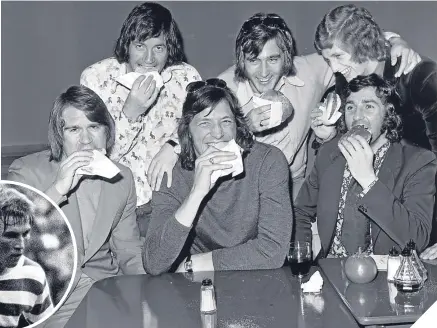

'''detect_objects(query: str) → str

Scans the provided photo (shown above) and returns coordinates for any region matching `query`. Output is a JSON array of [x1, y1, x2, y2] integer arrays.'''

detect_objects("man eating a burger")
[[293, 74, 436, 259], [8, 85, 145, 327]]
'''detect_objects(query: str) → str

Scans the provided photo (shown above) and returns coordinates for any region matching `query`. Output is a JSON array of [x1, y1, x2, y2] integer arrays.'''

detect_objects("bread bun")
[[344, 125, 372, 143], [325, 92, 341, 120], [260, 90, 294, 117]]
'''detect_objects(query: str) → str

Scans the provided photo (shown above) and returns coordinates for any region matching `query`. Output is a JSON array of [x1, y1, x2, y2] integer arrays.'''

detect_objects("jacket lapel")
[[370, 142, 403, 245], [83, 179, 118, 263]]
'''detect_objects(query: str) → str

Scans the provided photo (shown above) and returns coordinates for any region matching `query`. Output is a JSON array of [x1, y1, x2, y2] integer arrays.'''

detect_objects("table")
[[65, 266, 361, 328], [318, 258, 437, 328]]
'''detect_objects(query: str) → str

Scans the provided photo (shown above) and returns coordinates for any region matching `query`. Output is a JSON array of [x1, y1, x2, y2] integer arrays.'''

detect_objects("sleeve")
[[166, 64, 202, 145], [24, 273, 54, 324], [299, 53, 335, 91], [7, 157, 36, 186], [80, 66, 144, 162], [109, 168, 146, 274], [143, 170, 192, 275], [211, 148, 293, 270], [358, 151, 437, 251], [293, 146, 322, 245], [409, 61, 437, 153]]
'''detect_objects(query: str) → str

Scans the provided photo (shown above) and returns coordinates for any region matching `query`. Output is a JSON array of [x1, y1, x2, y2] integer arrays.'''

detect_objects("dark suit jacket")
[[294, 137, 437, 257], [7, 150, 146, 294]]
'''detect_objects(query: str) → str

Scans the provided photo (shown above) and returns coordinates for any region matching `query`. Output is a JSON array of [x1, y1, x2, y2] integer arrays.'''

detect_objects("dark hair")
[[314, 4, 389, 63], [235, 13, 297, 81], [114, 2, 187, 68], [178, 78, 254, 170], [337, 74, 403, 143], [0, 187, 34, 234], [48, 85, 116, 162]]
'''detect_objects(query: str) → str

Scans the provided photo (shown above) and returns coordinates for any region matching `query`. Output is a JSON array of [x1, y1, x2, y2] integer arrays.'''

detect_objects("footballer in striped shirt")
[[0, 187, 54, 328]]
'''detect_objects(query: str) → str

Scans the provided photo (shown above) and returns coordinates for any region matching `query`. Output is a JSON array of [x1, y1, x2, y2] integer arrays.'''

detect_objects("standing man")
[[8, 85, 145, 327], [0, 187, 54, 328], [219, 12, 421, 201], [313, 4, 437, 259], [80, 2, 201, 236]]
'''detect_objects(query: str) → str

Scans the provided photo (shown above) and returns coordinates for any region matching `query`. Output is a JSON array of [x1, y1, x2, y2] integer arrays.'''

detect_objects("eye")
[[89, 125, 101, 131], [247, 58, 259, 64], [345, 105, 354, 111], [198, 122, 210, 127], [68, 128, 78, 133], [222, 119, 234, 125], [135, 43, 145, 50], [154, 45, 166, 53], [365, 104, 374, 110], [23, 231, 30, 239], [268, 57, 279, 64]]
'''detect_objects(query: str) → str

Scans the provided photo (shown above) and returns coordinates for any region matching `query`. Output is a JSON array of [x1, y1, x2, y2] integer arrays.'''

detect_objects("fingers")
[[143, 79, 157, 98], [166, 169, 173, 188], [395, 49, 408, 78], [420, 244, 437, 260], [132, 75, 147, 90], [310, 110, 324, 119], [154, 166, 165, 191], [253, 104, 271, 114], [404, 51, 421, 75]]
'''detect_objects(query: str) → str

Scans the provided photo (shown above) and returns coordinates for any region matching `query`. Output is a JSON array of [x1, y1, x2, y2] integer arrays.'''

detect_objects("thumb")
[[391, 53, 399, 66]]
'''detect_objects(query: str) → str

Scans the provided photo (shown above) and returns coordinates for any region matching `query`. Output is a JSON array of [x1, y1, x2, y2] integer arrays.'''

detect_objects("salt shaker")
[[387, 246, 401, 283], [200, 279, 217, 314], [407, 239, 428, 283]]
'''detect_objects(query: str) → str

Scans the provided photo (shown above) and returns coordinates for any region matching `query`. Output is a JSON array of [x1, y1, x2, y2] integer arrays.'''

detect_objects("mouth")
[[207, 141, 230, 149], [340, 67, 351, 76], [135, 65, 157, 73], [257, 77, 272, 84]]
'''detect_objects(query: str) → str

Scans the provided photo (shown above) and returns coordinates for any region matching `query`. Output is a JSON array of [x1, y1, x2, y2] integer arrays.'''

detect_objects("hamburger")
[[343, 125, 372, 143], [325, 92, 341, 120], [260, 89, 294, 119]]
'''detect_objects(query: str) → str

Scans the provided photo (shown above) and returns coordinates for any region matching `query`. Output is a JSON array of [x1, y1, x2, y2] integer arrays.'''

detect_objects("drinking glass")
[[288, 241, 312, 278]]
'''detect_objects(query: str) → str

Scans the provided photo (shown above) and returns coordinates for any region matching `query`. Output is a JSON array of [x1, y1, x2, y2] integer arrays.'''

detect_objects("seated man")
[[0, 187, 54, 328], [80, 2, 201, 237], [312, 4, 437, 259], [294, 74, 436, 258], [143, 79, 292, 274], [8, 85, 145, 328]]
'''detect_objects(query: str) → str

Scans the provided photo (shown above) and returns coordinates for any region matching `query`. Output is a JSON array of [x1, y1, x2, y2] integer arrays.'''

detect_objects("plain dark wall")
[[2, 1, 437, 147]]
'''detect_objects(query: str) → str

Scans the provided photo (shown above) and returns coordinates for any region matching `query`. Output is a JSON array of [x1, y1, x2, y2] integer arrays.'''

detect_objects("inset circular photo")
[[0, 181, 77, 328]]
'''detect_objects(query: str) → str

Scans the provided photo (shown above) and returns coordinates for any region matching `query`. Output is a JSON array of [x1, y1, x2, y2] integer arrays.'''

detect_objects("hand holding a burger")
[[246, 90, 294, 133], [338, 126, 377, 190]]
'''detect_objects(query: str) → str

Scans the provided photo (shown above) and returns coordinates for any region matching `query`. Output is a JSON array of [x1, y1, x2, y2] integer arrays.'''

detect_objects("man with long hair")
[[80, 2, 201, 237], [143, 79, 292, 274], [294, 74, 436, 258], [8, 85, 145, 327]]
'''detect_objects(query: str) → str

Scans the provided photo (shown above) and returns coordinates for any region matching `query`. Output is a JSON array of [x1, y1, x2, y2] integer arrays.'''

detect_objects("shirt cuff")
[[360, 177, 379, 197]]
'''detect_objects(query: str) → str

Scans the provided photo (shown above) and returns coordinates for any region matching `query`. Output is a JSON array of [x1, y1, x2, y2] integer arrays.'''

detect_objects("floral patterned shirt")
[[80, 57, 201, 206]]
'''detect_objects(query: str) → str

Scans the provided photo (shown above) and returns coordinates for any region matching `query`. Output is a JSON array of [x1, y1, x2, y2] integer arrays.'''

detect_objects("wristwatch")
[[184, 255, 193, 273], [167, 139, 181, 155]]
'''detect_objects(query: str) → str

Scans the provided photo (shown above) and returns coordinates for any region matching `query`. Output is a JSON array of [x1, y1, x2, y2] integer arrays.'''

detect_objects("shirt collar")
[[236, 74, 305, 107]]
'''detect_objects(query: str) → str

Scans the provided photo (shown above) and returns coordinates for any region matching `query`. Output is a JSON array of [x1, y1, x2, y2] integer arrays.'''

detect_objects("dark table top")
[[65, 266, 361, 328], [318, 258, 437, 327]]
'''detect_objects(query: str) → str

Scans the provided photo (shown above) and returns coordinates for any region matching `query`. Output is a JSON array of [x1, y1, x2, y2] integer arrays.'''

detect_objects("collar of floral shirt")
[[236, 74, 305, 107]]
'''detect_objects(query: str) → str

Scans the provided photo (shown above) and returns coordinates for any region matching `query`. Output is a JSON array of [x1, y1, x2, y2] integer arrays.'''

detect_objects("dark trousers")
[[136, 202, 152, 238]]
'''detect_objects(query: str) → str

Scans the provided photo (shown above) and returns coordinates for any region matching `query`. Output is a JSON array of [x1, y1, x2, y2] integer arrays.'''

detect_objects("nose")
[[353, 107, 365, 121], [79, 130, 92, 145], [210, 123, 224, 139], [14, 237, 25, 251], [260, 61, 269, 78], [143, 49, 155, 64]]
